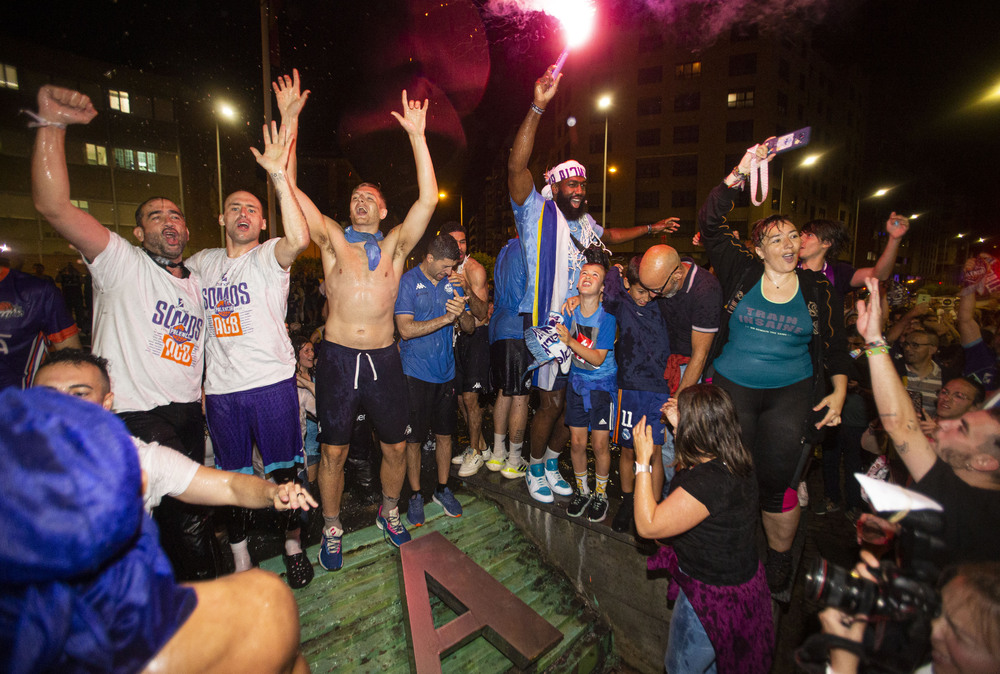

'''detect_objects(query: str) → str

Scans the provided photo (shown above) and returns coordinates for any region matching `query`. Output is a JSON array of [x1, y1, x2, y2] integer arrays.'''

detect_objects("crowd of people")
[[2, 60, 1000, 673]]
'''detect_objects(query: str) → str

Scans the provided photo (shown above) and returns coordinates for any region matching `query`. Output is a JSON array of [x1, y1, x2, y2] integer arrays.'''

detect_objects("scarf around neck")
[[344, 226, 385, 271]]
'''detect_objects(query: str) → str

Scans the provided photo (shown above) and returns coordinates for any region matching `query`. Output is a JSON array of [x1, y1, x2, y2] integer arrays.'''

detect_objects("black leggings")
[[714, 373, 813, 513]]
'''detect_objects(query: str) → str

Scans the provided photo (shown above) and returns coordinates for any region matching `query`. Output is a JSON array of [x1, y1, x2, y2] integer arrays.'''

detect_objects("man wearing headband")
[[508, 65, 676, 503]]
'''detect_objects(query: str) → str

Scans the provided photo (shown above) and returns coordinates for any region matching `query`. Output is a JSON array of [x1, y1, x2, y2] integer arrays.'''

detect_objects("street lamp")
[[438, 191, 463, 227], [597, 94, 612, 227], [214, 102, 239, 246], [852, 187, 891, 268], [777, 153, 821, 213]]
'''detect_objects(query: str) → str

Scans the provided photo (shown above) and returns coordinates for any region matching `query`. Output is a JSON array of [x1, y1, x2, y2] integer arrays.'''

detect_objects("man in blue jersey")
[[395, 234, 476, 526], [487, 237, 533, 478]]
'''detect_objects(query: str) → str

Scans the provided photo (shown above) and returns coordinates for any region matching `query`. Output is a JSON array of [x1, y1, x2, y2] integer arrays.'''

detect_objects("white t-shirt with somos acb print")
[[186, 238, 294, 395], [85, 232, 205, 412]]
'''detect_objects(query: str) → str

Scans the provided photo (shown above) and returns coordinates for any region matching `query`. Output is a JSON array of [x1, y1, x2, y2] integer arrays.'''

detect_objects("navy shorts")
[[205, 376, 303, 475], [404, 376, 457, 443], [315, 341, 409, 446], [612, 388, 670, 449], [489, 339, 532, 396], [455, 325, 490, 394], [565, 388, 615, 432]]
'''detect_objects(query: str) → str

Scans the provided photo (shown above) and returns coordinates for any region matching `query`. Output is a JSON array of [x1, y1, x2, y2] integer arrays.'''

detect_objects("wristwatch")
[[635, 462, 652, 474]]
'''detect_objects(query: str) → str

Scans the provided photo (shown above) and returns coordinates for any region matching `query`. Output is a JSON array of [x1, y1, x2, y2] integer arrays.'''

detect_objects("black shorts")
[[489, 339, 532, 397], [455, 325, 490, 394], [404, 376, 456, 443], [315, 341, 409, 446]]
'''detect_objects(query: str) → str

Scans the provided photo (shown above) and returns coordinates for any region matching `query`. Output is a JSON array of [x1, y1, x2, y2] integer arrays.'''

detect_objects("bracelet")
[[864, 345, 890, 358], [864, 338, 888, 348], [530, 103, 545, 115], [646, 224, 652, 234], [21, 109, 66, 129]]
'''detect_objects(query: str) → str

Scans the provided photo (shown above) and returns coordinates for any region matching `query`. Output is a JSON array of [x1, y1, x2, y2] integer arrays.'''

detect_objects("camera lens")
[[805, 557, 880, 616]]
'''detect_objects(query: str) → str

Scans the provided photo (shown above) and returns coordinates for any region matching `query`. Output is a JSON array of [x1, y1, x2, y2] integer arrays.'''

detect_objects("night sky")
[[4, 0, 1000, 245]]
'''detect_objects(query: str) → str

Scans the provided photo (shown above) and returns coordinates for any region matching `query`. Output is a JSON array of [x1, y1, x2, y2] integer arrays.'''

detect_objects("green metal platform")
[[261, 494, 615, 673]]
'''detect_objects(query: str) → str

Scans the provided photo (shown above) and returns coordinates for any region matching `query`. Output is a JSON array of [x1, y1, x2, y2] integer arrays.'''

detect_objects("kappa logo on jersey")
[[415, 282, 427, 290], [0, 302, 24, 319], [152, 300, 203, 366]]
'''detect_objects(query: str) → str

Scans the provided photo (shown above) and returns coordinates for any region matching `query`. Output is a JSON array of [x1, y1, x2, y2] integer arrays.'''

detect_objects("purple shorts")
[[205, 376, 303, 475]]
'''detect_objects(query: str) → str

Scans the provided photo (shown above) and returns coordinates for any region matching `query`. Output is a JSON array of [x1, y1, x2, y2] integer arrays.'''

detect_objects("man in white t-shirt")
[[186, 121, 313, 587], [31, 85, 214, 581]]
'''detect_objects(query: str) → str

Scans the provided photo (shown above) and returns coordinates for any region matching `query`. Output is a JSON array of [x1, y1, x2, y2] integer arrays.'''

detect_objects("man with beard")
[[508, 65, 673, 502], [31, 85, 216, 581], [856, 278, 1000, 564]]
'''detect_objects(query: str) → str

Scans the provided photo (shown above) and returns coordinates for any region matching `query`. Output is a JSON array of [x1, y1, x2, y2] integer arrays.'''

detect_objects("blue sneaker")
[[407, 493, 425, 527], [432, 487, 463, 517], [544, 458, 573, 496], [318, 526, 343, 571], [526, 462, 554, 503], [376, 505, 411, 547]]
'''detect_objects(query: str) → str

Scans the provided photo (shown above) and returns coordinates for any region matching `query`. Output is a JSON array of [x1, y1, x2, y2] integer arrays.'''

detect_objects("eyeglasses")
[[638, 264, 682, 298], [938, 387, 972, 402], [902, 341, 932, 349]]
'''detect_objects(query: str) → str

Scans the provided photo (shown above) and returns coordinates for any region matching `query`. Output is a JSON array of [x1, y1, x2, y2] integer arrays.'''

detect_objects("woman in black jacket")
[[699, 148, 850, 593]]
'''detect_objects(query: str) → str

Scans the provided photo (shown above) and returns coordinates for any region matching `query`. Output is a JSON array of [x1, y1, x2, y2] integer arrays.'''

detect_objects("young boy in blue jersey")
[[603, 257, 671, 532], [556, 249, 618, 522]]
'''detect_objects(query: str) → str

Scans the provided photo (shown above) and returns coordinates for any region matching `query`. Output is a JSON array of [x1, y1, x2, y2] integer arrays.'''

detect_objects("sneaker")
[[611, 499, 634, 533], [797, 481, 809, 507], [376, 506, 411, 547], [318, 526, 343, 571], [432, 487, 463, 517], [525, 462, 554, 503], [501, 456, 528, 480], [567, 492, 591, 518], [587, 493, 609, 523], [485, 447, 506, 472], [283, 551, 315, 589], [458, 451, 485, 477], [816, 497, 840, 515], [451, 446, 474, 465], [407, 493, 425, 527], [544, 458, 573, 496]]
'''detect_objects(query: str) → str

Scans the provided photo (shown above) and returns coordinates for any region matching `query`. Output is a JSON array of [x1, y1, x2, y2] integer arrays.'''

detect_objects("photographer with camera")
[[855, 279, 1000, 565], [816, 552, 1000, 673]]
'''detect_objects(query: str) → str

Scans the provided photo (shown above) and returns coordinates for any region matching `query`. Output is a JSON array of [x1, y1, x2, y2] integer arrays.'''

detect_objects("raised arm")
[[856, 278, 937, 481], [31, 86, 109, 261], [390, 91, 438, 260], [508, 67, 560, 207], [849, 212, 909, 287], [272, 68, 309, 182], [251, 122, 310, 269]]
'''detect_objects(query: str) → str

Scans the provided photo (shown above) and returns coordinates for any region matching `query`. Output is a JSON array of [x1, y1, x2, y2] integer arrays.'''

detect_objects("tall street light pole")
[[215, 102, 238, 247], [852, 187, 889, 268], [598, 94, 612, 227]]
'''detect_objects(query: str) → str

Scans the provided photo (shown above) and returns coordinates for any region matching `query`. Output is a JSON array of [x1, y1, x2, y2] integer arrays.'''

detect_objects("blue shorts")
[[565, 388, 615, 432], [612, 389, 670, 449], [205, 376, 303, 475], [315, 341, 409, 446], [404, 376, 457, 443]]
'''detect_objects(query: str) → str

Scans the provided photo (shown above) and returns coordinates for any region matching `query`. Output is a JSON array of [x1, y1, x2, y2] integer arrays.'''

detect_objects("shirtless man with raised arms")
[[275, 74, 438, 570]]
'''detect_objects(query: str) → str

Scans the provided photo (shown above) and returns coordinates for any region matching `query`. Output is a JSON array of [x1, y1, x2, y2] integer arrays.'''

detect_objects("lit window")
[[727, 87, 755, 109], [675, 61, 702, 79], [86, 143, 108, 166], [114, 148, 135, 170], [70, 199, 89, 211], [109, 90, 131, 113], [136, 151, 157, 173], [0, 63, 18, 90]]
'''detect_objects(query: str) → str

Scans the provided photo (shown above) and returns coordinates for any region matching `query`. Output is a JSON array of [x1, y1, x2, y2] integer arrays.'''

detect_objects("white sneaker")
[[458, 450, 485, 477], [451, 446, 473, 465], [544, 457, 573, 496], [485, 447, 506, 472], [500, 456, 528, 479], [525, 463, 554, 503]]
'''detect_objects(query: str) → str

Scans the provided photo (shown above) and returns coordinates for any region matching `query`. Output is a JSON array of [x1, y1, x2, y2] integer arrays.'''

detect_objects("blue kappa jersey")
[[395, 266, 465, 383]]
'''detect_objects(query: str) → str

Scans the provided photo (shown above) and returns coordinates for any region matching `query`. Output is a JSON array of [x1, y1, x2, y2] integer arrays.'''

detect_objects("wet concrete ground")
[[236, 394, 864, 672]]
